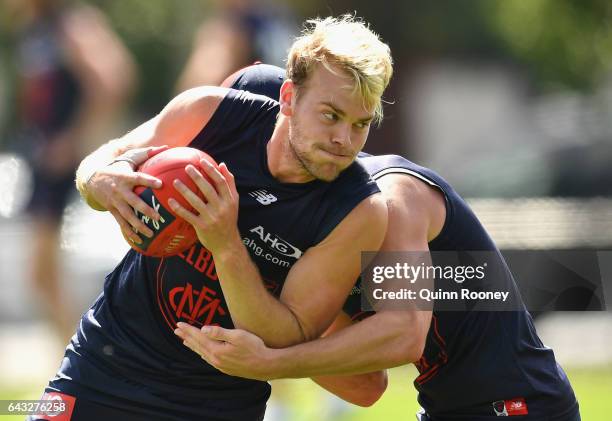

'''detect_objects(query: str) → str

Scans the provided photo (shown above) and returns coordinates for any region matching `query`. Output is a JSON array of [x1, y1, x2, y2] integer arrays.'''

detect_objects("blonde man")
[[32, 16, 392, 420]]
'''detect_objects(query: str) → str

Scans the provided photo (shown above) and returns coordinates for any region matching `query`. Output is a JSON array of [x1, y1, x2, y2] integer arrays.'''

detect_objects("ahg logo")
[[249, 225, 302, 259], [249, 189, 277, 205]]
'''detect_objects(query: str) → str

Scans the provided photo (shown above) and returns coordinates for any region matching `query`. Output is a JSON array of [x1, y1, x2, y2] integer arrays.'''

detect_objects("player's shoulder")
[[164, 86, 228, 116], [163, 86, 277, 123], [315, 191, 387, 250], [378, 171, 446, 240], [347, 192, 388, 232], [177, 85, 232, 103], [359, 154, 446, 213], [384, 171, 444, 209]]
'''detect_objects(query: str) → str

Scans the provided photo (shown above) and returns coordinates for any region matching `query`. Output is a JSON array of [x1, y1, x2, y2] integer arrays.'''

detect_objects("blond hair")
[[286, 15, 393, 124]]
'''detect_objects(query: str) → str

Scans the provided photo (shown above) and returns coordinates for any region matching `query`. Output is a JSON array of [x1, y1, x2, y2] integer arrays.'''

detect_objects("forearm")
[[312, 371, 387, 407], [266, 311, 425, 378], [75, 140, 125, 210], [213, 241, 308, 348]]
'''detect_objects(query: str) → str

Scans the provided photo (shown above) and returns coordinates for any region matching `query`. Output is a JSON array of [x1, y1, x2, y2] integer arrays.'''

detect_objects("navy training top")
[[48, 90, 379, 420], [345, 154, 579, 420]]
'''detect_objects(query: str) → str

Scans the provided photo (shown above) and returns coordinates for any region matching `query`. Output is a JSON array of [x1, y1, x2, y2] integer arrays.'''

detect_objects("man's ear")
[[279, 79, 295, 117]]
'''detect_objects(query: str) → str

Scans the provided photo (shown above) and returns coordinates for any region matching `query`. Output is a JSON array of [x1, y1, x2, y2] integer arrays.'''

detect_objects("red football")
[[127, 147, 217, 257]]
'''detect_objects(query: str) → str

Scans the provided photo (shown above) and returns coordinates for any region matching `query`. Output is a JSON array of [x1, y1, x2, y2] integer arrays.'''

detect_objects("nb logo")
[[249, 189, 277, 205]]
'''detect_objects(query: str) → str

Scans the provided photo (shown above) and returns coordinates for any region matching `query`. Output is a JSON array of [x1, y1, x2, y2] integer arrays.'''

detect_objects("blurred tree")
[[294, 0, 612, 91], [3, 0, 611, 144], [484, 0, 612, 91]]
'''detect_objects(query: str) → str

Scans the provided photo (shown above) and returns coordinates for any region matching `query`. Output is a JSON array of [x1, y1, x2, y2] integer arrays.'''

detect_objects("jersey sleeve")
[[189, 89, 278, 151]]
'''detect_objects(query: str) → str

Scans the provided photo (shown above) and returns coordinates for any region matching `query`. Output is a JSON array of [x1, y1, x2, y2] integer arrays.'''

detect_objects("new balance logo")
[[249, 189, 277, 205]]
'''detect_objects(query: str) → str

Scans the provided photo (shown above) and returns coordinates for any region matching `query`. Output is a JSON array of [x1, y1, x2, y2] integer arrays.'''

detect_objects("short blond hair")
[[286, 15, 393, 124]]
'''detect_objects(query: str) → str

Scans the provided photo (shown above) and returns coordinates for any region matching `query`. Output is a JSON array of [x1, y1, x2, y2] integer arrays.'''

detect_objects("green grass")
[[1, 365, 610, 420], [264, 365, 612, 420], [564, 367, 612, 420], [0, 383, 45, 421]]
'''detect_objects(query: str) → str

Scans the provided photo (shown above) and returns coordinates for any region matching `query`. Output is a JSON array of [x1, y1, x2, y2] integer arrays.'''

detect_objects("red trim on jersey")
[[350, 310, 375, 322], [415, 315, 448, 385], [431, 313, 447, 347], [156, 257, 176, 330]]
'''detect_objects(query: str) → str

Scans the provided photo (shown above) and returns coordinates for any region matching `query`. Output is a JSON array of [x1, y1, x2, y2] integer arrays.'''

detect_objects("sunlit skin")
[[267, 64, 376, 183]]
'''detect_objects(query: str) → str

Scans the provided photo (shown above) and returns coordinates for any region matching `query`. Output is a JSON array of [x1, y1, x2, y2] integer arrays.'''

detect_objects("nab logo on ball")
[[126, 147, 218, 257], [136, 190, 168, 230], [133, 188, 176, 253]]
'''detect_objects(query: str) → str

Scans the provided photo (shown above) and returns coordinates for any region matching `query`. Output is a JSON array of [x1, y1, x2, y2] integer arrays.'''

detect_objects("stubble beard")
[[288, 118, 341, 183]]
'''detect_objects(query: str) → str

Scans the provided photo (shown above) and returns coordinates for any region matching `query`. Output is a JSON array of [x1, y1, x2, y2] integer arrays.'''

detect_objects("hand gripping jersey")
[[46, 91, 379, 420], [346, 154, 580, 420]]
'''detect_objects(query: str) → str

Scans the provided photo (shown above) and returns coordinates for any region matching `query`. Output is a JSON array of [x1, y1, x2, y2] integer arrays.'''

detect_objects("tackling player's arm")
[[176, 173, 443, 379], [172, 191, 388, 348], [310, 312, 388, 407], [259, 174, 439, 376], [75, 86, 227, 243]]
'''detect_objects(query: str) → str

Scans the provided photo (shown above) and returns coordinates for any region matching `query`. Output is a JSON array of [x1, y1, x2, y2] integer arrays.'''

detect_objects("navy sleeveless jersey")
[[48, 90, 379, 420], [345, 154, 578, 420]]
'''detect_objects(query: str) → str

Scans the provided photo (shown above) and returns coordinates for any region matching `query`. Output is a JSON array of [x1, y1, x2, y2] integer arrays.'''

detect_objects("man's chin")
[[311, 164, 345, 182], [316, 174, 338, 182]]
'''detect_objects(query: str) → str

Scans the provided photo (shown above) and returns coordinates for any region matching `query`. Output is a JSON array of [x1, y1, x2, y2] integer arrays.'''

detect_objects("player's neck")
[[267, 116, 315, 184]]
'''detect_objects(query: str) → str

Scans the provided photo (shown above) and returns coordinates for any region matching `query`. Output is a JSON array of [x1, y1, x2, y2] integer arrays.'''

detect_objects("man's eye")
[[355, 121, 370, 129], [323, 112, 337, 121]]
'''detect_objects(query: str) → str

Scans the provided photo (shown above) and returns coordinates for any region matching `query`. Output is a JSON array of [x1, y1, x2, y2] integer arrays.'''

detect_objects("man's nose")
[[331, 123, 351, 147]]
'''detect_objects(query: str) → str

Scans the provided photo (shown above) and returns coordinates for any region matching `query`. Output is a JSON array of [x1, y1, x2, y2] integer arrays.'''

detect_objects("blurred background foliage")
[[486, 0, 612, 91], [2, 0, 611, 120], [1, 0, 612, 196]]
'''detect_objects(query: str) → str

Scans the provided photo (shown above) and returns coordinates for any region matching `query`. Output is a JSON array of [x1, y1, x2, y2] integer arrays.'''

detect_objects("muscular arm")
[[176, 173, 445, 379], [210, 194, 388, 348], [260, 174, 443, 376], [310, 312, 388, 407], [75, 86, 227, 239], [269, 308, 430, 377]]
